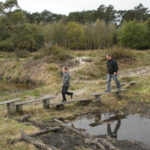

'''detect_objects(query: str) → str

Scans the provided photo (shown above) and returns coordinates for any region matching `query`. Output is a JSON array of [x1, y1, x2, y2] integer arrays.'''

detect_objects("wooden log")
[[53, 119, 89, 137], [54, 119, 120, 150], [98, 138, 120, 150], [85, 138, 106, 150], [116, 91, 122, 100], [95, 95, 101, 101], [81, 101, 89, 106], [43, 99, 50, 109], [20, 115, 33, 122], [16, 104, 23, 113], [8, 127, 60, 144], [56, 104, 64, 111], [7, 102, 15, 115], [21, 131, 58, 150]]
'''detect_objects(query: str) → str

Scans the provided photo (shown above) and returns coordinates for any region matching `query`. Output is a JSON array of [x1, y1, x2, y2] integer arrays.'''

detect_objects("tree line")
[[0, 0, 150, 60], [25, 3, 150, 25]]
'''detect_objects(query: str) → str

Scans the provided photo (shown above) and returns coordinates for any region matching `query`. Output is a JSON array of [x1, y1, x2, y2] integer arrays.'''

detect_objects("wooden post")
[[95, 95, 101, 101], [7, 102, 15, 115], [43, 99, 50, 109], [95, 95, 102, 107], [81, 101, 89, 106], [16, 104, 23, 113], [56, 104, 64, 111], [116, 92, 121, 100]]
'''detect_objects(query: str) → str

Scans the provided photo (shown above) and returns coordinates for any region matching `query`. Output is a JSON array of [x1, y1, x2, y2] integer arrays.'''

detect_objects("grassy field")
[[0, 49, 150, 150]]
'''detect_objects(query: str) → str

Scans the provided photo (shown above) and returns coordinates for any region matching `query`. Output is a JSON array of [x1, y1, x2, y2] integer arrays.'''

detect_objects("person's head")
[[62, 66, 68, 73], [106, 54, 112, 60]]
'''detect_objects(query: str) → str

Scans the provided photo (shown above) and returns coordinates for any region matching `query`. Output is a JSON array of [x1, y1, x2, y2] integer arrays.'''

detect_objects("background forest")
[[1, 0, 150, 58]]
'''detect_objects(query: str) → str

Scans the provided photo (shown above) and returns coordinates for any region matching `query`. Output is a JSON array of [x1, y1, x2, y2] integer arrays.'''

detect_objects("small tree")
[[66, 22, 86, 50], [93, 19, 107, 49], [118, 21, 149, 49]]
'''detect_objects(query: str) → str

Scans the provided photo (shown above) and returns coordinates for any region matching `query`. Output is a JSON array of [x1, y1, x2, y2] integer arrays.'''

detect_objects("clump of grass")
[[75, 64, 103, 80], [0, 52, 16, 59], [48, 64, 59, 72], [104, 46, 135, 60], [34, 45, 70, 63]]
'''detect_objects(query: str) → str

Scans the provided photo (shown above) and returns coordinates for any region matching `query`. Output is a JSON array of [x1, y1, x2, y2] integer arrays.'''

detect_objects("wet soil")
[[24, 112, 150, 150]]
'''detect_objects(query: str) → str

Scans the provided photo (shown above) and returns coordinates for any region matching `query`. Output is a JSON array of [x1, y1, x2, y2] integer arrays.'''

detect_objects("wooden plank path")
[[90, 89, 127, 101], [15, 96, 56, 113], [50, 98, 93, 111], [0, 81, 138, 114], [0, 98, 21, 115], [112, 81, 138, 86]]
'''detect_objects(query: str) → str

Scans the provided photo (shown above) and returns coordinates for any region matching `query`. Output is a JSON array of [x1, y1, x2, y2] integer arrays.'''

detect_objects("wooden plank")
[[15, 96, 55, 106], [112, 81, 138, 86], [51, 98, 93, 106], [90, 89, 127, 96], [0, 98, 21, 105]]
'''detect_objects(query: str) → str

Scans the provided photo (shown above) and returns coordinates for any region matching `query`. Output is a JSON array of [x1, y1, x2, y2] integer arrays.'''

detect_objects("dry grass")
[[0, 115, 39, 150]]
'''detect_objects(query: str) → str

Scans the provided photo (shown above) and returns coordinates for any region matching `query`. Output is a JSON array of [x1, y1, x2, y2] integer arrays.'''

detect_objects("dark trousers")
[[62, 86, 72, 101]]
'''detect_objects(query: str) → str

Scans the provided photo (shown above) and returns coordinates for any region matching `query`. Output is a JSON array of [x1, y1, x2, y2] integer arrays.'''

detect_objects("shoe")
[[105, 89, 111, 92], [71, 93, 74, 99]]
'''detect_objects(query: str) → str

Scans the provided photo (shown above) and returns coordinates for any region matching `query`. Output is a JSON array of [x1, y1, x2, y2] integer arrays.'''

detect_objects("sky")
[[1, 0, 150, 15]]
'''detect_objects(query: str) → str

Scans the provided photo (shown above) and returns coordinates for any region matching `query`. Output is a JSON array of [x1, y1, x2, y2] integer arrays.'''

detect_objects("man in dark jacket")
[[105, 54, 121, 92], [60, 66, 73, 102]]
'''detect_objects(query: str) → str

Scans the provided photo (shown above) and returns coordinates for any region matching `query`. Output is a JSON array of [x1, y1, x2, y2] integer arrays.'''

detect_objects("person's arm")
[[113, 59, 118, 74], [60, 71, 63, 77]]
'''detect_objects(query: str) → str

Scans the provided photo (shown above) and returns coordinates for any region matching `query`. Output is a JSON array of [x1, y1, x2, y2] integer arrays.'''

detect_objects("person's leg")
[[105, 74, 111, 92], [62, 86, 67, 101], [112, 75, 121, 90], [65, 86, 73, 99]]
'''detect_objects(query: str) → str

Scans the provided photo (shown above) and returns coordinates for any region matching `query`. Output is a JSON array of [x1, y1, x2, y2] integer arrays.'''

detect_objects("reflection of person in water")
[[95, 112, 101, 124], [89, 111, 102, 127], [107, 119, 121, 140]]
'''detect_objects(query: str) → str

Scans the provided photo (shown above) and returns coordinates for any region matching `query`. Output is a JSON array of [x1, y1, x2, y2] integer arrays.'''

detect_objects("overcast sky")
[[2, 0, 150, 15]]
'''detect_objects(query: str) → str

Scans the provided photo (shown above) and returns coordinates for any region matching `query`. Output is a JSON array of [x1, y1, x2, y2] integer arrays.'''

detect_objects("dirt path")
[[70, 57, 150, 78], [119, 66, 150, 77]]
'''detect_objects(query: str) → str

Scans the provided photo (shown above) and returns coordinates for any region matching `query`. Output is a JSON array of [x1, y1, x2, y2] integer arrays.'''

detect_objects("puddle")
[[0, 80, 33, 92], [67, 113, 150, 145]]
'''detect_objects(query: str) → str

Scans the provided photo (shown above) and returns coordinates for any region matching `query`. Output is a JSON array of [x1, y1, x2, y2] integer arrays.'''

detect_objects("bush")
[[18, 50, 32, 58], [75, 64, 103, 80], [48, 64, 59, 72], [103, 46, 135, 60], [34, 45, 70, 63]]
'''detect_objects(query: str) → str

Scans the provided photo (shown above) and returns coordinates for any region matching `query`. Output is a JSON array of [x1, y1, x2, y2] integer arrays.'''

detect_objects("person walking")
[[105, 54, 121, 92], [60, 66, 73, 102]]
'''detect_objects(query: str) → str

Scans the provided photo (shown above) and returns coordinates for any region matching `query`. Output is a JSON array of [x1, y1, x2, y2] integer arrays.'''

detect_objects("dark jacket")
[[60, 72, 70, 86], [107, 58, 118, 74]]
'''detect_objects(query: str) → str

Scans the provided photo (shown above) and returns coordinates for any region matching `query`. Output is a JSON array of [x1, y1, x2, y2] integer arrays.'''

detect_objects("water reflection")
[[89, 112, 125, 141], [107, 119, 121, 140], [67, 112, 150, 145]]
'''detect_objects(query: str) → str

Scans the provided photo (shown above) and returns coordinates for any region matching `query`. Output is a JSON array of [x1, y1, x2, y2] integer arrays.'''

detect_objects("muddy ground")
[[23, 102, 150, 150]]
